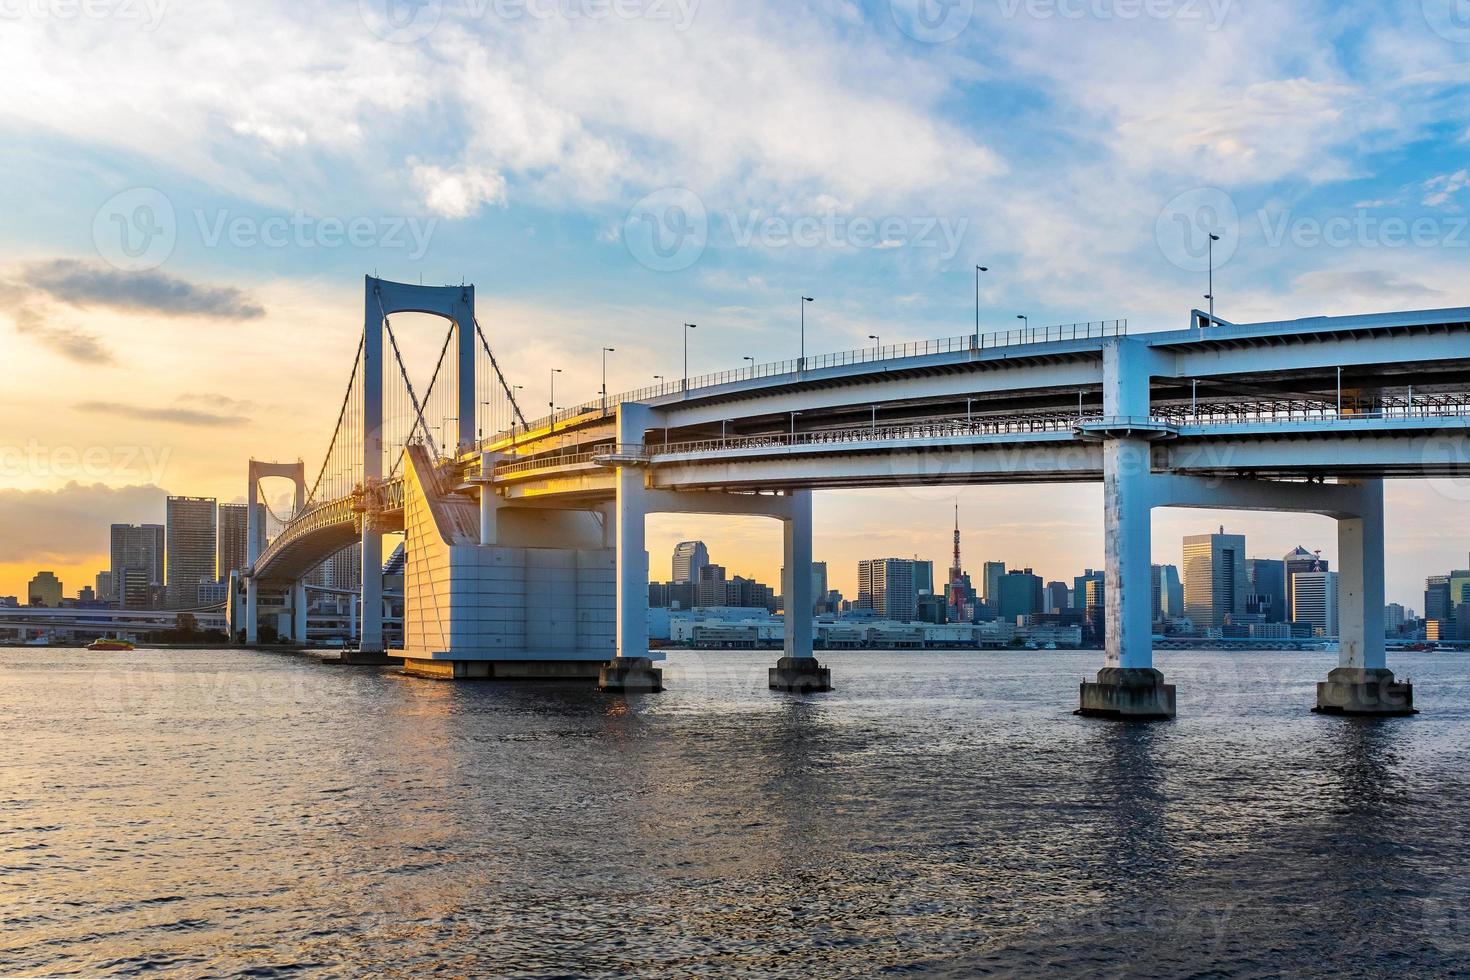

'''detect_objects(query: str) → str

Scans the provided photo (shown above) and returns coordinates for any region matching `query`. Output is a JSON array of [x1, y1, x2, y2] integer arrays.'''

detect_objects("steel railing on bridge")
[[495, 319, 1128, 441]]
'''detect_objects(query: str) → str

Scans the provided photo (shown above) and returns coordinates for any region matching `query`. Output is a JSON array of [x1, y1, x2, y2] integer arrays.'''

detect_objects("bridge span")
[[240, 277, 1470, 718]]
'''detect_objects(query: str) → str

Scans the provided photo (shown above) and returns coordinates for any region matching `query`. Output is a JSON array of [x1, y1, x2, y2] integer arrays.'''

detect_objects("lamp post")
[[442, 416, 457, 456], [868, 334, 881, 356], [1017, 314, 1028, 329], [513, 385, 525, 435], [601, 347, 615, 415], [1207, 232, 1221, 323], [974, 265, 988, 345], [790, 411, 801, 440], [683, 323, 697, 392], [801, 296, 814, 369], [743, 355, 755, 377], [549, 368, 562, 433]]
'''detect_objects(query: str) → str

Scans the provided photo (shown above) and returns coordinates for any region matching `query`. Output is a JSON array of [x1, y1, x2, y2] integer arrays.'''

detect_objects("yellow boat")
[[87, 639, 135, 651]]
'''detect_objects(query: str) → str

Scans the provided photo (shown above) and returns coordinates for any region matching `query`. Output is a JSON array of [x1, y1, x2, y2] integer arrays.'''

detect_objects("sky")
[[2, 0, 1470, 606]]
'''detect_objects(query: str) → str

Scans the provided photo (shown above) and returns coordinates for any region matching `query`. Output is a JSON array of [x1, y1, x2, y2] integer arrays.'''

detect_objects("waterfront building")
[[166, 496, 217, 609], [858, 558, 930, 622], [1044, 581, 1070, 616], [982, 561, 1007, 605], [1151, 565, 1183, 622], [1292, 571, 1339, 637], [997, 568, 1044, 621], [27, 571, 62, 607], [671, 541, 710, 584], [110, 523, 165, 608], [1246, 558, 1288, 623], [1283, 546, 1328, 622], [218, 503, 250, 580], [95, 570, 114, 604], [1183, 529, 1248, 628]]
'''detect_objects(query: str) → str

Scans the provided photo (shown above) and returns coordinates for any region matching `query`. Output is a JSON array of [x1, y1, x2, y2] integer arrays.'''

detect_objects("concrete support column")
[[360, 525, 384, 654], [1316, 478, 1415, 715], [291, 580, 308, 645], [782, 490, 815, 660], [770, 489, 830, 692], [1104, 438, 1154, 670], [601, 402, 662, 693], [245, 577, 258, 644], [1337, 480, 1387, 671]]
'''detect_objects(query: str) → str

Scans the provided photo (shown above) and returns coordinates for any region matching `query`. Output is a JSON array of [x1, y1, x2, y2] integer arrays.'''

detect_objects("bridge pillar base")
[[769, 657, 832, 694], [598, 657, 664, 693], [403, 658, 609, 681], [1313, 668, 1418, 717], [1076, 667, 1175, 721], [342, 650, 402, 666]]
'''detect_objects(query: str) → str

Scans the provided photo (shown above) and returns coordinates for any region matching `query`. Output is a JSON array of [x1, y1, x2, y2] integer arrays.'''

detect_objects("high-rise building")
[[309, 542, 363, 591], [1447, 561, 1470, 642], [1292, 571, 1339, 637], [1246, 558, 1288, 624], [110, 523, 165, 608], [217, 503, 250, 580], [1183, 529, 1248, 628], [27, 571, 62, 607], [1425, 574, 1452, 632], [1151, 565, 1184, 621], [779, 561, 829, 614], [167, 496, 217, 609], [982, 561, 1007, 604], [1283, 546, 1328, 623], [1044, 581, 1070, 615], [95, 570, 114, 604], [858, 558, 926, 621], [671, 541, 710, 584], [1384, 603, 1407, 635], [997, 568, 1044, 621]]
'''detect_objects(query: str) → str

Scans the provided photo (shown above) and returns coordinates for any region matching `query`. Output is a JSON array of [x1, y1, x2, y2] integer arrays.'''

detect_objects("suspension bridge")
[[237, 275, 1470, 719]]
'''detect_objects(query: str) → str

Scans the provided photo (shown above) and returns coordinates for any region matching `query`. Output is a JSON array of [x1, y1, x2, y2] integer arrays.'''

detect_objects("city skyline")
[[6, 4, 1470, 622]]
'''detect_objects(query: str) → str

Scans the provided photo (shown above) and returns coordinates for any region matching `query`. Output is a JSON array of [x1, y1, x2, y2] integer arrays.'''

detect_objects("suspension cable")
[[306, 332, 365, 504], [474, 314, 528, 427]]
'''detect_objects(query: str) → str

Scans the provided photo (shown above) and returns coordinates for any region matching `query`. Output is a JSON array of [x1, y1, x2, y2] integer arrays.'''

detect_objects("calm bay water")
[[3, 646, 1470, 977]]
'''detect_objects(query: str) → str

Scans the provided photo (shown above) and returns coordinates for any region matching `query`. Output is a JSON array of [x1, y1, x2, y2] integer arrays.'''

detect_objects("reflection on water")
[[1, 647, 1467, 976]]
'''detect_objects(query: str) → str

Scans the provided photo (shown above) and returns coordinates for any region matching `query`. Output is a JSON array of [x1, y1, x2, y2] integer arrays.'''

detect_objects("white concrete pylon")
[[783, 489, 815, 659]]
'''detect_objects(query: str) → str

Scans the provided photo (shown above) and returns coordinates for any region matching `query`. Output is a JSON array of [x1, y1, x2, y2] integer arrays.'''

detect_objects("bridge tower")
[[242, 459, 306, 645], [358, 276, 477, 658]]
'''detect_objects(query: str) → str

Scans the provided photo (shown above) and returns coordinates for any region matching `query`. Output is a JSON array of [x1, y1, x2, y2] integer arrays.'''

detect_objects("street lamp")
[[683, 323, 697, 391], [1206, 232, 1221, 323], [548, 368, 562, 432], [789, 411, 801, 439], [742, 355, 755, 377], [1017, 314, 1028, 330], [975, 266, 988, 344], [601, 347, 616, 415], [868, 334, 881, 355], [442, 416, 458, 455], [513, 385, 525, 434], [801, 296, 814, 368]]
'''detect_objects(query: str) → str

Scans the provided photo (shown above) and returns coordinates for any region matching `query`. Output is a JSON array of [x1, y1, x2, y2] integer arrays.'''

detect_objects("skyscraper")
[[1183, 529, 1248, 628], [1426, 574, 1453, 638], [217, 503, 250, 580], [1044, 581, 1070, 615], [167, 496, 217, 609], [1151, 565, 1183, 621], [671, 541, 710, 584], [982, 561, 1007, 604], [997, 568, 1044, 621], [1283, 546, 1328, 623], [1292, 571, 1339, 637], [858, 558, 926, 621], [1246, 558, 1288, 624], [95, 570, 113, 604], [110, 523, 165, 609]]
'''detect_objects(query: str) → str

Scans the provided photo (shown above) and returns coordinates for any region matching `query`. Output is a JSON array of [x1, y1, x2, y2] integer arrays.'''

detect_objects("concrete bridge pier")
[[244, 577, 259, 645], [1314, 479, 1417, 716], [1078, 436, 1175, 720], [291, 580, 308, 645], [770, 489, 831, 693], [601, 406, 663, 693]]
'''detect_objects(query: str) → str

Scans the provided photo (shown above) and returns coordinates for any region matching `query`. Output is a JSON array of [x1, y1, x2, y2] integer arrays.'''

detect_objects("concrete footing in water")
[[403, 658, 607, 681], [341, 650, 402, 666], [1076, 667, 1176, 721], [1313, 667, 1418, 716], [768, 656, 832, 693], [598, 656, 664, 693]]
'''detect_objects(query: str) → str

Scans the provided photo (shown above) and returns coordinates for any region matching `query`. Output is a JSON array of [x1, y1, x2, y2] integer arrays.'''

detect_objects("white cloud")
[[411, 162, 508, 218], [1423, 170, 1470, 208]]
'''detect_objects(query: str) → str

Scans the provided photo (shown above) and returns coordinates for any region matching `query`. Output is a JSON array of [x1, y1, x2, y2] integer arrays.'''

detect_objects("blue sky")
[[2, 0, 1469, 603]]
